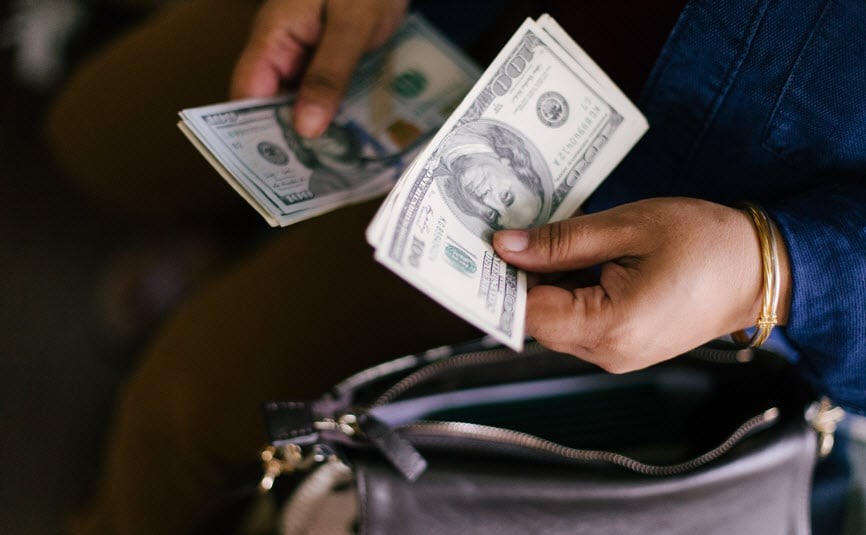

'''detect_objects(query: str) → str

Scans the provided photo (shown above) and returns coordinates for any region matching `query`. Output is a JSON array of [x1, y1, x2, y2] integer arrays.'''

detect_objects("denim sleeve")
[[766, 185, 866, 415]]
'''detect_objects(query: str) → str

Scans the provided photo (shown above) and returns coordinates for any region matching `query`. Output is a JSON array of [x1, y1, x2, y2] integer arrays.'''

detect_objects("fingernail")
[[294, 102, 328, 138], [495, 230, 529, 252]]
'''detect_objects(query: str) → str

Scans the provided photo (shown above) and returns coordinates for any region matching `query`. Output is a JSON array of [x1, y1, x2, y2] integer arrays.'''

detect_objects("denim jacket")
[[423, 0, 866, 415], [581, 0, 866, 415]]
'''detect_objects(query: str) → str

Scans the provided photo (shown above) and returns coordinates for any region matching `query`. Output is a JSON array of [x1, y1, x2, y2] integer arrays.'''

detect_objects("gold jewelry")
[[732, 203, 780, 348]]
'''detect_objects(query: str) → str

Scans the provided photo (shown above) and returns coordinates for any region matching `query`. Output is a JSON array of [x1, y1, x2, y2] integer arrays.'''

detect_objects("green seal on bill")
[[444, 244, 477, 274], [391, 69, 428, 99]]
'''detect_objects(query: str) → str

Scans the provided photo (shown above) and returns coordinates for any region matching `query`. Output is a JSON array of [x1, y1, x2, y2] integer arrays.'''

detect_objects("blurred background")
[[1, 1, 865, 535], [0, 1, 223, 532]]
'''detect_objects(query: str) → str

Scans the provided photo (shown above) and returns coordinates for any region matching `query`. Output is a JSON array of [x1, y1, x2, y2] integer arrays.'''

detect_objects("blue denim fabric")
[[584, 0, 866, 417]]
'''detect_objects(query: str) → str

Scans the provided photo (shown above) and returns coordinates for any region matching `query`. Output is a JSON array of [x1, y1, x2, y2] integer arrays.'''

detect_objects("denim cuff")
[[767, 185, 866, 415]]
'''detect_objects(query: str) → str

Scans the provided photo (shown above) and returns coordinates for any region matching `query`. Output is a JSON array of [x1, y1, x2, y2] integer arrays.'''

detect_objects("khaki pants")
[[47, 1, 479, 533]]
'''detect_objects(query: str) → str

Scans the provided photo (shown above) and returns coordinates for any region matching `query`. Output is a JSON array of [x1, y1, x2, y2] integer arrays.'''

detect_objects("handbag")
[[198, 338, 842, 535]]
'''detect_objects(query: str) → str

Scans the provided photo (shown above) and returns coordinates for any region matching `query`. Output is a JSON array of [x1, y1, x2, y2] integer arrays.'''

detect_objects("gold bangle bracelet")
[[731, 203, 780, 348]]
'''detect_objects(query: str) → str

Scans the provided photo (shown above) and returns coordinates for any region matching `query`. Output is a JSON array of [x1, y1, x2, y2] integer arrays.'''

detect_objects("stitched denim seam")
[[761, 0, 837, 157], [686, 0, 773, 163]]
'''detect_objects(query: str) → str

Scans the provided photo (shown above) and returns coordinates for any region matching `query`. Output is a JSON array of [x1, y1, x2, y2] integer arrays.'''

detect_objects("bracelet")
[[731, 202, 780, 348]]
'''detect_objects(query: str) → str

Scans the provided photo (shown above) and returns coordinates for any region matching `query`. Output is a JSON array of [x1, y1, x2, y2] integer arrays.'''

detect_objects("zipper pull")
[[282, 408, 428, 482], [317, 412, 428, 481], [358, 413, 428, 481], [806, 397, 846, 458]]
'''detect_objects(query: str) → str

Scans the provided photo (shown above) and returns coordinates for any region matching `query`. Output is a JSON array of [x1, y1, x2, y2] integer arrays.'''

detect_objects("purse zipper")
[[397, 408, 780, 476], [371, 342, 749, 408], [271, 397, 841, 483], [370, 341, 546, 407], [307, 405, 779, 479]]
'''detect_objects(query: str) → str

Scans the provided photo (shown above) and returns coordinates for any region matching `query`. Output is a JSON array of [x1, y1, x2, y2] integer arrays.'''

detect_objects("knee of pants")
[[44, 0, 259, 221], [83, 364, 230, 535], [112, 330, 270, 479]]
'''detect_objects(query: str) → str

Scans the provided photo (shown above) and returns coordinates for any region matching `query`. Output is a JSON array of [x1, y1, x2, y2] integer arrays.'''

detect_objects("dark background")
[[0, 1, 176, 532]]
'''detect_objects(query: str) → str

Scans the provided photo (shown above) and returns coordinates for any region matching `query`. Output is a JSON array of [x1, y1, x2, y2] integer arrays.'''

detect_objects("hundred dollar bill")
[[178, 13, 480, 227], [368, 16, 648, 350]]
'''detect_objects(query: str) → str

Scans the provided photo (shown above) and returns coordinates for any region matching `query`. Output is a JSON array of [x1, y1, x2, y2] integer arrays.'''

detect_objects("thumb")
[[492, 213, 633, 273]]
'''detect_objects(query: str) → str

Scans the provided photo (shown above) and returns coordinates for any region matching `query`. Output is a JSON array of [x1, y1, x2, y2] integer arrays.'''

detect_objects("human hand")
[[231, 0, 408, 138], [492, 198, 792, 372]]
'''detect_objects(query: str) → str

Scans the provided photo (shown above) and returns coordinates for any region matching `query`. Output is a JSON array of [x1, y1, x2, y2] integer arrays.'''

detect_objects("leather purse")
[[199, 339, 840, 535]]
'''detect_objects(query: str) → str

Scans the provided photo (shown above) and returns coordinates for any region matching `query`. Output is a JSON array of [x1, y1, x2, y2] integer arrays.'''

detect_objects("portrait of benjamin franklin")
[[433, 119, 552, 239]]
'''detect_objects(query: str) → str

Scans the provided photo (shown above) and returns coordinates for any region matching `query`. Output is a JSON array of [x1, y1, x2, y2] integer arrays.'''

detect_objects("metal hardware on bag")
[[806, 397, 845, 458], [316, 412, 427, 481], [313, 413, 361, 437], [258, 443, 329, 493]]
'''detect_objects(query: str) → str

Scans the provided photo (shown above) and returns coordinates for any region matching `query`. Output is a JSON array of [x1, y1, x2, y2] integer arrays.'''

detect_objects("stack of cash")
[[367, 15, 647, 350], [180, 14, 647, 351], [178, 14, 481, 227]]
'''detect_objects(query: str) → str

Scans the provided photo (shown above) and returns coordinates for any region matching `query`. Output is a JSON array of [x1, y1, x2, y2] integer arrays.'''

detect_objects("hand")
[[492, 198, 792, 372], [231, 0, 408, 137]]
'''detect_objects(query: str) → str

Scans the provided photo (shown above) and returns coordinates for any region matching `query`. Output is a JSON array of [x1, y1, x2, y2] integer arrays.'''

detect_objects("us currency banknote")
[[367, 16, 648, 350], [178, 13, 481, 227]]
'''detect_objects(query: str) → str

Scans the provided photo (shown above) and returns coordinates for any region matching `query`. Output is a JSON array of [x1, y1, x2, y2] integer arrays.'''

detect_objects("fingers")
[[491, 212, 635, 363], [231, 0, 407, 138], [231, 37, 306, 100], [491, 204, 665, 371], [292, 3, 379, 137], [230, 1, 322, 100], [493, 211, 637, 273], [524, 284, 641, 372], [525, 284, 608, 349]]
